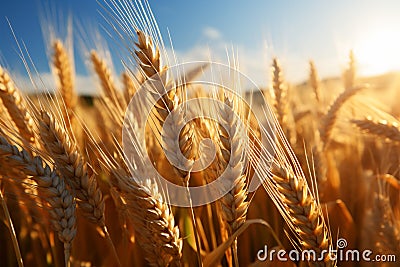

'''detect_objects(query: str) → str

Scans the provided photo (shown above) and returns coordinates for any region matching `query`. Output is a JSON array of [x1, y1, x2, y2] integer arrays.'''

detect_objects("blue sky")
[[1, 0, 400, 92]]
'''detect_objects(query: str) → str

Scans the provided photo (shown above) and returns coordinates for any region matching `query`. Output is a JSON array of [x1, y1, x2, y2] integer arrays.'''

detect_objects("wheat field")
[[0, 1, 399, 267]]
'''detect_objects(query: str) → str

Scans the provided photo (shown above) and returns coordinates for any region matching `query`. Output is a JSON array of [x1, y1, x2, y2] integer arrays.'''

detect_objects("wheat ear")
[[0, 136, 76, 266], [134, 30, 164, 78], [133, 29, 172, 129], [252, 156, 333, 266], [52, 40, 77, 128], [309, 60, 321, 103], [194, 115, 231, 256], [252, 101, 333, 266], [352, 117, 400, 142], [0, 66, 35, 144], [111, 167, 182, 267], [158, 99, 200, 263], [367, 189, 400, 259], [133, 28, 201, 264], [217, 95, 249, 266], [271, 58, 288, 130], [134, 29, 171, 118], [122, 71, 137, 104], [273, 164, 330, 248], [218, 95, 249, 234], [38, 110, 105, 226], [134, 30, 194, 179], [91, 50, 126, 112], [343, 50, 356, 90], [319, 85, 365, 148]]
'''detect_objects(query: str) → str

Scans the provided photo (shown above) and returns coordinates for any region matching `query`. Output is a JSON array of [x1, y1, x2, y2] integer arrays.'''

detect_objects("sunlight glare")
[[354, 28, 400, 75]]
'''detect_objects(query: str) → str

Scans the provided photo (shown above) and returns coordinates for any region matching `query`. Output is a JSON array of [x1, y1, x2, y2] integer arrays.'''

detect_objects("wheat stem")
[[102, 225, 122, 267], [0, 188, 24, 267]]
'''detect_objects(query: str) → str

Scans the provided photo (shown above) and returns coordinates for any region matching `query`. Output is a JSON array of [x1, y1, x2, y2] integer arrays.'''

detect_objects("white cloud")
[[12, 71, 99, 95], [162, 30, 271, 90], [75, 74, 101, 95], [166, 37, 314, 89], [202, 27, 222, 40]]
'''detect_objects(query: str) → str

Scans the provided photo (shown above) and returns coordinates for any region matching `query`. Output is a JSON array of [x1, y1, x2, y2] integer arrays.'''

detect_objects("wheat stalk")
[[0, 136, 76, 266], [0, 185, 24, 267]]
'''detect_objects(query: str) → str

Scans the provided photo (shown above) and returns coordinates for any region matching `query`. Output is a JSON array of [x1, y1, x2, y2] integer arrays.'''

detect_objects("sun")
[[354, 28, 400, 76]]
